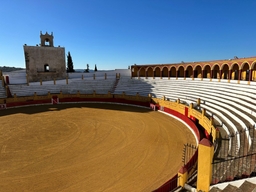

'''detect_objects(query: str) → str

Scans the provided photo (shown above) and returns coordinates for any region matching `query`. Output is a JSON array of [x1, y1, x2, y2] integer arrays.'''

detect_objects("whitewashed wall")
[[4, 69, 131, 84], [3, 70, 27, 84], [68, 69, 131, 79]]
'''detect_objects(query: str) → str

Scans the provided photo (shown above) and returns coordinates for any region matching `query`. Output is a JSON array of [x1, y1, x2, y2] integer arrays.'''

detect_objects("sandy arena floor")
[[0, 103, 196, 192]]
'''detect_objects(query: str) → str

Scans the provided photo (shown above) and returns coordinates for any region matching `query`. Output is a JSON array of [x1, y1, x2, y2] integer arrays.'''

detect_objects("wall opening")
[[246, 70, 250, 81], [45, 38, 50, 46], [44, 64, 49, 72]]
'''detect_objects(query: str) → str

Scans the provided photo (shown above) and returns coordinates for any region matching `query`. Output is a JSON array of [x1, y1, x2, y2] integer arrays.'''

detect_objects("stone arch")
[[44, 64, 49, 72], [194, 65, 202, 78], [170, 66, 176, 77], [203, 64, 211, 78], [221, 64, 229, 79], [177, 66, 185, 77], [251, 61, 256, 81], [162, 67, 169, 77], [154, 67, 161, 77], [139, 67, 146, 77], [212, 64, 220, 79], [231, 63, 239, 80], [132, 67, 139, 77], [241, 62, 250, 81], [147, 67, 154, 78], [44, 38, 50, 46], [185, 65, 193, 78]]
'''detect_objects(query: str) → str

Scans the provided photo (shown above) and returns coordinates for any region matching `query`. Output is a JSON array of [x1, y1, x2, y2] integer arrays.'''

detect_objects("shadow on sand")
[[0, 102, 153, 117]]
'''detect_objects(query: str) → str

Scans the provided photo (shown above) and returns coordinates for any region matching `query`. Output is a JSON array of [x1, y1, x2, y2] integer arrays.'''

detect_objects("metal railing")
[[212, 127, 256, 184]]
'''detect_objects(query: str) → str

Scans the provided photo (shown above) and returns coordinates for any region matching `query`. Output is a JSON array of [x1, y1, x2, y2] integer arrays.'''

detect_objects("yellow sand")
[[0, 103, 196, 192]]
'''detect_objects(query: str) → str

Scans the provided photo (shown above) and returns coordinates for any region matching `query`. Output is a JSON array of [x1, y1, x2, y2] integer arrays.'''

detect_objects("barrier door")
[[52, 96, 59, 104], [185, 107, 188, 117]]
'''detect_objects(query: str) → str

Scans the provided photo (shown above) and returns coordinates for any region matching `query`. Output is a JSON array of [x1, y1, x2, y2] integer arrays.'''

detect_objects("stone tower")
[[24, 31, 66, 82]]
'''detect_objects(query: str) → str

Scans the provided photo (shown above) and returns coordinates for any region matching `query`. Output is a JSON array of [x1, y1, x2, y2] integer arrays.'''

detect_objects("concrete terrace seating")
[[8, 78, 116, 97], [114, 77, 154, 97], [210, 179, 256, 192], [115, 77, 256, 182], [151, 81, 254, 133], [3, 70, 27, 84]]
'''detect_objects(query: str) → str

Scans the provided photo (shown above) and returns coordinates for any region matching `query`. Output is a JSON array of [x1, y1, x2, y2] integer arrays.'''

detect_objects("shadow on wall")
[[114, 78, 156, 98]]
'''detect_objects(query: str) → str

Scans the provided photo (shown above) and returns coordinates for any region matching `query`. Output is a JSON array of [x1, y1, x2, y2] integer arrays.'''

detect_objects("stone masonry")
[[24, 31, 66, 82]]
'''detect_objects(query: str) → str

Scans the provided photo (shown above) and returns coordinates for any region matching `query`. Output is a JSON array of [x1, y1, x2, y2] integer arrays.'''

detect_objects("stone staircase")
[[176, 179, 256, 192], [0, 80, 6, 98], [210, 179, 256, 192], [111, 78, 120, 93]]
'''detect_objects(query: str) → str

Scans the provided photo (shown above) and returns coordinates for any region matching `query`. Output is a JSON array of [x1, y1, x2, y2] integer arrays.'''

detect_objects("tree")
[[67, 51, 75, 72], [94, 64, 98, 72], [85, 64, 89, 73]]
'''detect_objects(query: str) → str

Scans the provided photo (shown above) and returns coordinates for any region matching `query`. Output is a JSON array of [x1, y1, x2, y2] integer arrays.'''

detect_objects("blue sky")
[[1, 0, 256, 70]]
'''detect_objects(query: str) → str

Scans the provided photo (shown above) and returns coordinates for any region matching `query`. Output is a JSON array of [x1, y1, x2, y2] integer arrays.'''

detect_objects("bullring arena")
[[0, 103, 197, 192], [1, 51, 256, 191]]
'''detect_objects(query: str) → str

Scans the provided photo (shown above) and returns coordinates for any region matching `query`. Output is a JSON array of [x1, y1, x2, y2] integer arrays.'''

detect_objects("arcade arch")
[[177, 66, 185, 77], [241, 63, 250, 81], [162, 67, 169, 77], [132, 60, 256, 81], [212, 65, 220, 79], [203, 65, 211, 78], [221, 64, 229, 79], [170, 67, 176, 77], [133, 67, 138, 77], [194, 65, 202, 78], [186, 66, 193, 78], [231, 63, 239, 80], [147, 67, 154, 78], [252, 62, 256, 81], [139, 67, 146, 77], [154, 67, 161, 77]]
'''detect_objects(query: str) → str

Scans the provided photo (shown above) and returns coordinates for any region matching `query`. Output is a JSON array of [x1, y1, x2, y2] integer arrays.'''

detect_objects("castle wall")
[[24, 45, 66, 82]]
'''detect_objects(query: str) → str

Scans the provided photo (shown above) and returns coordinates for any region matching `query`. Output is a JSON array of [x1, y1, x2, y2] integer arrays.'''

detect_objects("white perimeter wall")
[[68, 69, 131, 79], [3, 70, 27, 84], [4, 69, 131, 84]]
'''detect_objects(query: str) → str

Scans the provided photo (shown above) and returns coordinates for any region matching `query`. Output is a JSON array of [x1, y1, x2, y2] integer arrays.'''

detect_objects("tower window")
[[45, 38, 50, 46], [44, 64, 49, 72]]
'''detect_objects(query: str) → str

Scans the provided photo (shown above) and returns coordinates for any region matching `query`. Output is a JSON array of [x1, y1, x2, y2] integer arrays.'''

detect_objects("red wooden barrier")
[[153, 106, 200, 192]]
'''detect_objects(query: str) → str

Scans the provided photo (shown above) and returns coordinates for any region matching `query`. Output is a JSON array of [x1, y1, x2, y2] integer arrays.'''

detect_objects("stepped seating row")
[[210, 180, 256, 192], [149, 79, 255, 180], [0, 80, 6, 98], [114, 77, 256, 182], [8, 78, 116, 97]]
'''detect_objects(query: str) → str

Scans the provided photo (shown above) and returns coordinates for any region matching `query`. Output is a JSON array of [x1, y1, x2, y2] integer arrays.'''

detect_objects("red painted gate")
[[52, 96, 59, 104]]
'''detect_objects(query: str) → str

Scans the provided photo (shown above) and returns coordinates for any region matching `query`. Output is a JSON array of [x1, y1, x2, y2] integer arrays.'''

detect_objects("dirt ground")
[[0, 103, 196, 192]]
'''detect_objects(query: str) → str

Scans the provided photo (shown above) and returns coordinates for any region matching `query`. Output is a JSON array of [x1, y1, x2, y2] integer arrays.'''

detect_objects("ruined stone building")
[[24, 31, 66, 82]]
